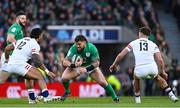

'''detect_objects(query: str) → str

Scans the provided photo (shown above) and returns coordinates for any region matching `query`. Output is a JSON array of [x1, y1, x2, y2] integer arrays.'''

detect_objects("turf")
[[0, 96, 179, 108]]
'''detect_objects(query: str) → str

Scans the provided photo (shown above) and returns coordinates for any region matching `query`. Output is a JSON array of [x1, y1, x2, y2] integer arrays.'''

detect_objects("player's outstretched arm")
[[109, 48, 129, 72], [154, 52, 168, 80], [31, 53, 56, 78], [4, 43, 15, 61]]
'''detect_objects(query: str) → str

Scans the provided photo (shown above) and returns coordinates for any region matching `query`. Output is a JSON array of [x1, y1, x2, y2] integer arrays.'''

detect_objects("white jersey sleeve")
[[31, 41, 40, 55], [126, 41, 134, 52], [153, 44, 160, 53]]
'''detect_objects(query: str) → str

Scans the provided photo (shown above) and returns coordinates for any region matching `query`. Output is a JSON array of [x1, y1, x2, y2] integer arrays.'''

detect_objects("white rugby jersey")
[[8, 37, 40, 64], [126, 38, 160, 67]]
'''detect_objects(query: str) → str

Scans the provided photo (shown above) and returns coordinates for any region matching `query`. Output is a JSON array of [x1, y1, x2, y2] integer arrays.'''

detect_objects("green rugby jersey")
[[66, 42, 100, 67], [6, 22, 24, 46]]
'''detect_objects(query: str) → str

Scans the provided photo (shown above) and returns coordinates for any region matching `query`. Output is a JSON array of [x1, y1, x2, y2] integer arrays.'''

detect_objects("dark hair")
[[16, 11, 26, 17], [139, 26, 151, 36], [30, 28, 42, 39], [75, 35, 87, 42]]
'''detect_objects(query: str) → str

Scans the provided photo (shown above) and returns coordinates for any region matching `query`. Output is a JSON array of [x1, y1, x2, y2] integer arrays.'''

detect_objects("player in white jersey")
[[109, 27, 178, 103], [0, 28, 56, 103]]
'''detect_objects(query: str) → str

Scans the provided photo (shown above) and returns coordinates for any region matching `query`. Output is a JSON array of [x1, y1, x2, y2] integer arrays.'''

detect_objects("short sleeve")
[[31, 42, 40, 55], [8, 27, 19, 36], [90, 44, 100, 61], [154, 44, 160, 53], [126, 42, 133, 52]]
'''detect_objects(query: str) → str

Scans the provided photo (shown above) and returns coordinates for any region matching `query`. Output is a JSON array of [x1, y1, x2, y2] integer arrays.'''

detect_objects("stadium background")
[[0, 0, 180, 99]]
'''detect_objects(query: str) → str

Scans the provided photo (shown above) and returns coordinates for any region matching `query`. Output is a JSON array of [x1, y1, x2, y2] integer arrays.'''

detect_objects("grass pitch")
[[0, 96, 179, 108]]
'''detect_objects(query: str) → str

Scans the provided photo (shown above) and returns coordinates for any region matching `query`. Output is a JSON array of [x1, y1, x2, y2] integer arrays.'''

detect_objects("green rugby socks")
[[62, 80, 71, 94], [104, 84, 118, 99]]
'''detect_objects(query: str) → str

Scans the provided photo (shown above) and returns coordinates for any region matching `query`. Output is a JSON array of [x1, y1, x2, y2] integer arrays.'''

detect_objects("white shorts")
[[0, 53, 6, 67], [134, 63, 158, 79], [1, 63, 32, 76]]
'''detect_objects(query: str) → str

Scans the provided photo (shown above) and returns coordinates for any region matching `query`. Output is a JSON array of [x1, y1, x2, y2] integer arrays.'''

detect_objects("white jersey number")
[[16, 41, 26, 50]]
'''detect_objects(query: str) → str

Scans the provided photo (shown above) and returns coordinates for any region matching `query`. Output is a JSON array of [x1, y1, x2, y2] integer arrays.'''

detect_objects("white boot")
[[169, 92, 179, 102], [28, 99, 38, 104], [135, 96, 141, 103], [43, 96, 54, 103]]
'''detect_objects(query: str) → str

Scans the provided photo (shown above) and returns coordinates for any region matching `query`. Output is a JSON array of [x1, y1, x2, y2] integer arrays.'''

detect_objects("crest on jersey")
[[86, 52, 90, 57], [11, 27, 16, 32]]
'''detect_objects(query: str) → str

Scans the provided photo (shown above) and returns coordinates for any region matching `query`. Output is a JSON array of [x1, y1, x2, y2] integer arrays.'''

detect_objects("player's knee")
[[61, 78, 69, 82], [99, 81, 108, 87]]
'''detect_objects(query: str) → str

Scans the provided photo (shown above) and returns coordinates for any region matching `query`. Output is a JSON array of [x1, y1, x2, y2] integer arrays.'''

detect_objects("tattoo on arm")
[[31, 54, 43, 68]]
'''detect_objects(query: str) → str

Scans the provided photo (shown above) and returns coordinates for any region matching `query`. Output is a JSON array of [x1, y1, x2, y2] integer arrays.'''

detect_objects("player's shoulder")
[[9, 23, 21, 29], [71, 43, 76, 49], [129, 38, 139, 45], [8, 23, 21, 32], [147, 39, 157, 46], [87, 42, 96, 48]]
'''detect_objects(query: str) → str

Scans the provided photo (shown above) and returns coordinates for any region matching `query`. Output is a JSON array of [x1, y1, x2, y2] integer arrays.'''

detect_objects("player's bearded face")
[[76, 41, 86, 51], [18, 15, 27, 27]]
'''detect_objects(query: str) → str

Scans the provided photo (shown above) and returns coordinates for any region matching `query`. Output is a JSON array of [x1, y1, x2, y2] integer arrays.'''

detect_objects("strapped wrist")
[[70, 63, 76, 68], [45, 69, 50, 74], [86, 65, 95, 72]]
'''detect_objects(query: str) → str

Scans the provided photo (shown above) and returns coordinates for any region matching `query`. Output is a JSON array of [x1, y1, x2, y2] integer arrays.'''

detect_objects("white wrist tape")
[[45, 69, 50, 74]]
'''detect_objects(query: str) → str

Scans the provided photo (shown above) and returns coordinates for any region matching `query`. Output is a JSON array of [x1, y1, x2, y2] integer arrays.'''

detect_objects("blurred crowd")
[[172, 0, 180, 31], [0, 0, 180, 96]]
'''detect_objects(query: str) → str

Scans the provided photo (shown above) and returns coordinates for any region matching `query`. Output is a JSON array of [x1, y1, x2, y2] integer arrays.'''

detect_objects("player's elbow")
[[93, 60, 100, 67], [31, 54, 42, 68]]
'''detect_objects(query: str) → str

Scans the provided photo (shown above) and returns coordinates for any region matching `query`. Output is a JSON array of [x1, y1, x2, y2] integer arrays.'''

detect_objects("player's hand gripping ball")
[[72, 55, 83, 67]]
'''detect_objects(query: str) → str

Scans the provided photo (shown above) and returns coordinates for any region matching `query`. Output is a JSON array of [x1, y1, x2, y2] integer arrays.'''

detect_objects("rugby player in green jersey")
[[61, 35, 119, 102]]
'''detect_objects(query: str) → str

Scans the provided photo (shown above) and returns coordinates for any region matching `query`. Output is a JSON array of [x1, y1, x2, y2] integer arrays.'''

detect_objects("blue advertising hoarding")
[[47, 26, 122, 44]]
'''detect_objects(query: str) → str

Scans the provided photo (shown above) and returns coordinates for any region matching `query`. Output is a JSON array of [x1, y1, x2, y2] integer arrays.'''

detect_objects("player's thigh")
[[0, 71, 10, 83], [0, 53, 6, 66], [25, 66, 44, 80], [90, 67, 108, 86], [61, 67, 80, 81]]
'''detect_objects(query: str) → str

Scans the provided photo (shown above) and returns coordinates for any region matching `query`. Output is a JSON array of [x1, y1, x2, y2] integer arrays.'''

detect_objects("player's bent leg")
[[133, 75, 141, 103], [155, 75, 178, 102], [0, 71, 10, 84], [90, 68, 119, 103], [24, 67, 52, 103], [60, 67, 80, 101], [25, 79, 37, 104]]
